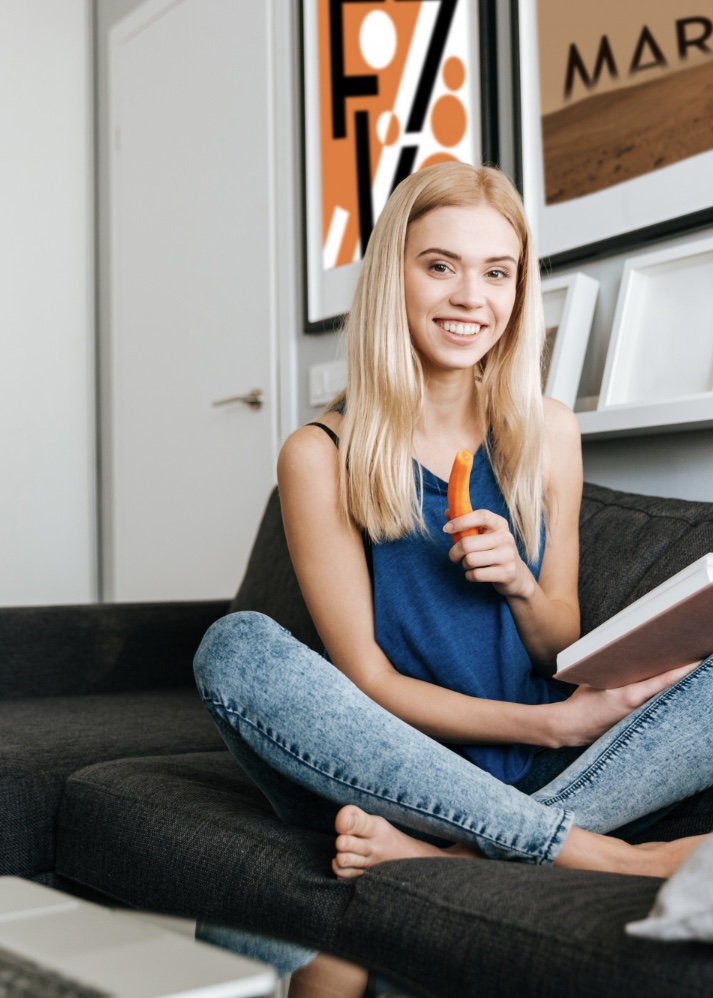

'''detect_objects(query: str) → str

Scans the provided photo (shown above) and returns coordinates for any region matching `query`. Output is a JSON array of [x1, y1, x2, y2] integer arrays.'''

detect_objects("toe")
[[335, 804, 364, 835], [335, 833, 370, 858], [332, 854, 367, 880]]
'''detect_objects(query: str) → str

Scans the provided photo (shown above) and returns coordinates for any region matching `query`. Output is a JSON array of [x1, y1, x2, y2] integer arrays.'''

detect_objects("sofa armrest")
[[0, 600, 229, 700]]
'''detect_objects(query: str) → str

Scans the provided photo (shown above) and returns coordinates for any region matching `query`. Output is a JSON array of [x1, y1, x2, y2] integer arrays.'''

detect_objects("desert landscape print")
[[541, 57, 713, 204]]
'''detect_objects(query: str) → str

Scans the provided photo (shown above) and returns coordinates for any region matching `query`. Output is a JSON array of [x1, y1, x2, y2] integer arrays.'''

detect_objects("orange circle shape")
[[430, 95, 467, 148], [442, 56, 466, 91], [418, 152, 459, 170]]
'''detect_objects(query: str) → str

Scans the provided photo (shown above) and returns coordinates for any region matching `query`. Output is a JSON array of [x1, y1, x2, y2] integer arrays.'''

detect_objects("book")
[[554, 553, 713, 688]]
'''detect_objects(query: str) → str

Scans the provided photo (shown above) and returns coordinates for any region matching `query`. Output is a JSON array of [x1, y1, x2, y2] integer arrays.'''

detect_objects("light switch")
[[308, 360, 347, 407]]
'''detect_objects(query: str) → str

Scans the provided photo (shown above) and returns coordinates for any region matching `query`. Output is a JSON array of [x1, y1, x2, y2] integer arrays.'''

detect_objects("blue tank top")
[[371, 447, 562, 785]]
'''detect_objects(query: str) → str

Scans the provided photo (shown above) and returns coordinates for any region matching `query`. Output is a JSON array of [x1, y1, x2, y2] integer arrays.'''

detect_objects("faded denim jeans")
[[194, 611, 713, 977]]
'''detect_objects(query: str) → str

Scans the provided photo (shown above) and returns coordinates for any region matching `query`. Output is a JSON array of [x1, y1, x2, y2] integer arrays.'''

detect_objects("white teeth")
[[441, 321, 480, 336]]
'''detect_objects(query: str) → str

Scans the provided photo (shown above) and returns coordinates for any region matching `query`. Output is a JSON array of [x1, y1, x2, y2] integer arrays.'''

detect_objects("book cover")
[[555, 553, 713, 688]]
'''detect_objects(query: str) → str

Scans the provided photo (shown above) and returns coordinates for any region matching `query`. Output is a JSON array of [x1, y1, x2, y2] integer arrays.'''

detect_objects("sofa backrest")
[[579, 482, 713, 635], [231, 483, 713, 648], [229, 488, 322, 651]]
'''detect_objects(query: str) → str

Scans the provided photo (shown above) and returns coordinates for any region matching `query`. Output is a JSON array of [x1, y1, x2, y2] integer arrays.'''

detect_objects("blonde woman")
[[195, 163, 713, 996]]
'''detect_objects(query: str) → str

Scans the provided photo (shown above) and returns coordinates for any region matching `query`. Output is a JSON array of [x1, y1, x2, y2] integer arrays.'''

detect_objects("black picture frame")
[[301, 0, 501, 332]]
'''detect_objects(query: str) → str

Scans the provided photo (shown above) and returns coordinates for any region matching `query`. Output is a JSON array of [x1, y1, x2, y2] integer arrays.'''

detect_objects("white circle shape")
[[359, 11, 397, 70]]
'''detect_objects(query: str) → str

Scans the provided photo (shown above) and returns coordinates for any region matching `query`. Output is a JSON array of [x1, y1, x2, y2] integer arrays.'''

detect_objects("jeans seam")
[[538, 654, 713, 807], [201, 691, 568, 866]]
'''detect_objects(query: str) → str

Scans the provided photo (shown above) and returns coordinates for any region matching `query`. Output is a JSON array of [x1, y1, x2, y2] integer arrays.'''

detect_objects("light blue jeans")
[[194, 611, 713, 977]]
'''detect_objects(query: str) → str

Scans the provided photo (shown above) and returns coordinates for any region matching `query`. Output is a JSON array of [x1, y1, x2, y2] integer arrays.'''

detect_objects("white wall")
[[0, 0, 96, 605], [1, 0, 709, 611]]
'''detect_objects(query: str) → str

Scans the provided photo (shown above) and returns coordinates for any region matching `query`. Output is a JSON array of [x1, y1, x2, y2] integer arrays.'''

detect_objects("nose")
[[449, 273, 484, 310]]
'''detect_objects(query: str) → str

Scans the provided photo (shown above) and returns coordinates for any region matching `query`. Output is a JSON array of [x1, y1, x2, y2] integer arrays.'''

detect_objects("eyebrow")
[[416, 247, 519, 265]]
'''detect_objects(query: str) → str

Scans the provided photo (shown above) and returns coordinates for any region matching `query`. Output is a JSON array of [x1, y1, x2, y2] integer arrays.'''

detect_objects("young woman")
[[194, 163, 713, 996]]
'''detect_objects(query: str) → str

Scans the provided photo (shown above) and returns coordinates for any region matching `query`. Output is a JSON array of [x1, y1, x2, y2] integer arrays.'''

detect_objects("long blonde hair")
[[330, 162, 546, 561]]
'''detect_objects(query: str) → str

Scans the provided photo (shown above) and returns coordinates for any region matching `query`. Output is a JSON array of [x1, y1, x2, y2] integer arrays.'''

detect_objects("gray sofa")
[[2, 482, 713, 996]]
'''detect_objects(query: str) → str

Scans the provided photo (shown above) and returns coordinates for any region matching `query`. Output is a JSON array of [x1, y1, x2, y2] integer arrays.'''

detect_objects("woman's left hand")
[[445, 510, 536, 599]]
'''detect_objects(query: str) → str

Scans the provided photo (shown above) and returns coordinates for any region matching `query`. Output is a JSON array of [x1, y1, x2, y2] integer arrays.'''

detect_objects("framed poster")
[[513, 0, 713, 265], [302, 0, 485, 328]]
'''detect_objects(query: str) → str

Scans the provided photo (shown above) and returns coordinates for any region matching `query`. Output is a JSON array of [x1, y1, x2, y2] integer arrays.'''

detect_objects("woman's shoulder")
[[277, 410, 344, 480], [542, 396, 580, 447], [542, 397, 582, 493]]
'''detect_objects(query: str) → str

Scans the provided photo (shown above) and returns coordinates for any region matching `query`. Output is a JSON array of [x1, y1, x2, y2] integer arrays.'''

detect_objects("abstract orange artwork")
[[304, 0, 480, 323]]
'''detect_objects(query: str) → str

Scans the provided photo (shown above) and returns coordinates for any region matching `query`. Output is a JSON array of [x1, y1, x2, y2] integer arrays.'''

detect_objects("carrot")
[[447, 449, 481, 544]]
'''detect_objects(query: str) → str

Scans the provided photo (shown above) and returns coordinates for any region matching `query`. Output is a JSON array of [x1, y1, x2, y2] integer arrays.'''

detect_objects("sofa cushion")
[[343, 858, 713, 997], [56, 751, 352, 951], [228, 488, 321, 652], [579, 483, 713, 636], [1, 690, 224, 879], [55, 750, 713, 995]]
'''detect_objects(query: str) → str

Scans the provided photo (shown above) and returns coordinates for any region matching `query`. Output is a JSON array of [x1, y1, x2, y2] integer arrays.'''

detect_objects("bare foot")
[[332, 805, 479, 879], [630, 834, 709, 878], [556, 826, 708, 879], [333, 808, 708, 881]]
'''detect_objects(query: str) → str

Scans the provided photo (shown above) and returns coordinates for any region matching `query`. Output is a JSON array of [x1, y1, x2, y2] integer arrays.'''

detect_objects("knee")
[[193, 610, 286, 693]]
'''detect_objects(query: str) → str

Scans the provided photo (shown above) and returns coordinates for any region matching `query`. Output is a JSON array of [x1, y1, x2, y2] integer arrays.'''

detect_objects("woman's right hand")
[[552, 661, 701, 747]]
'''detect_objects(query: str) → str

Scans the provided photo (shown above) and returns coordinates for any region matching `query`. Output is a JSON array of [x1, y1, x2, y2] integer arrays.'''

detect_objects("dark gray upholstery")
[[3, 482, 713, 996], [1, 690, 224, 878], [0, 600, 228, 879], [344, 860, 713, 997], [228, 488, 321, 652], [0, 600, 228, 699], [578, 482, 713, 635], [55, 748, 713, 995], [56, 753, 351, 940]]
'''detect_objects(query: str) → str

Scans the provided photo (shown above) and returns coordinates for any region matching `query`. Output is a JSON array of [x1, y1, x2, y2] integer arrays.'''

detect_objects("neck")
[[413, 371, 485, 476]]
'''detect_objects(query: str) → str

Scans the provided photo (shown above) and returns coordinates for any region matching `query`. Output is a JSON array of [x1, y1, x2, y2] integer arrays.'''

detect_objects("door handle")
[[212, 388, 263, 410]]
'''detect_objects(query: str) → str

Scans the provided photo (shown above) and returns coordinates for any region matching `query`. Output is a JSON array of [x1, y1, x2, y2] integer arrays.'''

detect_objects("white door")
[[107, 0, 282, 601]]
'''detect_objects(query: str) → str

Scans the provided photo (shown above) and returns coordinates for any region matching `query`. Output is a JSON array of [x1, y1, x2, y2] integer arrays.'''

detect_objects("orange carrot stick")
[[447, 449, 481, 544]]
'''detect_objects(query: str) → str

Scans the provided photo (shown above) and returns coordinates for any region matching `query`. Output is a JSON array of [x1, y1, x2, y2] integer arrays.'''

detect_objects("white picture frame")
[[541, 272, 599, 410], [598, 236, 713, 412]]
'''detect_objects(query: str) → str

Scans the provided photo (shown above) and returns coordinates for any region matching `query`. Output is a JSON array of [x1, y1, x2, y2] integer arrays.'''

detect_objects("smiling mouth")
[[438, 320, 481, 337]]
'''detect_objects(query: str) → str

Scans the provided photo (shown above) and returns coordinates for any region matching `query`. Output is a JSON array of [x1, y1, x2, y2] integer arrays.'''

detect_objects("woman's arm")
[[446, 399, 582, 672]]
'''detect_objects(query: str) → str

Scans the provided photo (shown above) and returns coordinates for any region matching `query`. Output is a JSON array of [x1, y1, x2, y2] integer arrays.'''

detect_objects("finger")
[[640, 661, 702, 696], [660, 661, 703, 683], [444, 508, 505, 537], [473, 509, 507, 532], [616, 661, 703, 702], [443, 515, 482, 538]]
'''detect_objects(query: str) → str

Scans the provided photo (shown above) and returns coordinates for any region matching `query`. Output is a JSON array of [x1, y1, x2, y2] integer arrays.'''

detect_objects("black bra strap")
[[307, 421, 339, 448]]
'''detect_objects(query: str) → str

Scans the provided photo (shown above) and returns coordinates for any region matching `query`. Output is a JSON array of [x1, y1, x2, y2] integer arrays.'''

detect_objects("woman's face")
[[403, 203, 521, 376]]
